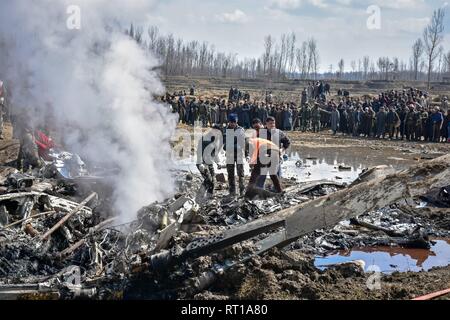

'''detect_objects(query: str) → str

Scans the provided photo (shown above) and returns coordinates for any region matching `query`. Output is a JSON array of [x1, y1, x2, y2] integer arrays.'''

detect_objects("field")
[[163, 76, 450, 300], [163, 76, 450, 103]]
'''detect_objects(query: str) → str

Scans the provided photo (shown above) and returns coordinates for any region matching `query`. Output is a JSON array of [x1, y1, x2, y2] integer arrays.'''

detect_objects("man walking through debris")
[[224, 114, 248, 196], [247, 119, 283, 196], [196, 126, 222, 196], [256, 116, 290, 190]]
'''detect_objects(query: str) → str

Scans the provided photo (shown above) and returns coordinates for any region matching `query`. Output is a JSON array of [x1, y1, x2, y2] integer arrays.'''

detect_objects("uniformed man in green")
[[311, 103, 321, 133], [301, 103, 311, 132]]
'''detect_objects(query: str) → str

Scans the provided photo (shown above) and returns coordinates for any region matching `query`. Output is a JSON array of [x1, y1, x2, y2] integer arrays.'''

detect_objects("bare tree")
[[298, 42, 308, 79], [363, 56, 370, 80], [444, 50, 450, 74], [263, 35, 273, 76], [288, 32, 296, 74], [307, 38, 319, 79], [338, 59, 345, 78], [351, 60, 356, 79], [423, 8, 445, 89], [411, 38, 424, 81], [437, 46, 444, 80]]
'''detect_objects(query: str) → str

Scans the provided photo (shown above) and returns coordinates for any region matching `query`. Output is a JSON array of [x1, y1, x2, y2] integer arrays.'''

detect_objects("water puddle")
[[176, 149, 365, 184], [314, 239, 450, 274], [283, 151, 362, 184]]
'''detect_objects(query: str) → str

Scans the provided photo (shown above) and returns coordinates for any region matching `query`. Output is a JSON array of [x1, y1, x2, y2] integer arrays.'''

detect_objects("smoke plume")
[[0, 0, 177, 222]]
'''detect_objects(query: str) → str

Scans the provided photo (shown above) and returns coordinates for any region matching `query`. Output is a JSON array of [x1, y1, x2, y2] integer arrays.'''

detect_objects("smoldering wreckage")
[[0, 141, 449, 300]]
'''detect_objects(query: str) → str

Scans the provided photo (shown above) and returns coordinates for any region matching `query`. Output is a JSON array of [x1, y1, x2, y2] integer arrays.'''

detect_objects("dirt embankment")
[[197, 250, 450, 300]]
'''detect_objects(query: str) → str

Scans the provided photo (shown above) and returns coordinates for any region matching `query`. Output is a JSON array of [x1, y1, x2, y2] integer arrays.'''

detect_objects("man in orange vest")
[[247, 118, 283, 195]]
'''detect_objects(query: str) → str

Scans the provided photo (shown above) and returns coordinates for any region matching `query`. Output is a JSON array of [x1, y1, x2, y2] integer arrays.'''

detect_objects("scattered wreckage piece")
[[0, 283, 61, 300], [350, 217, 406, 237], [41, 192, 97, 241], [59, 217, 116, 260], [1, 211, 56, 229], [0, 191, 94, 231]]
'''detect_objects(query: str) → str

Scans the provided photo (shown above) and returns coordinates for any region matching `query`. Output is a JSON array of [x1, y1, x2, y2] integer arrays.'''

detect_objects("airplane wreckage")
[[0, 153, 449, 300]]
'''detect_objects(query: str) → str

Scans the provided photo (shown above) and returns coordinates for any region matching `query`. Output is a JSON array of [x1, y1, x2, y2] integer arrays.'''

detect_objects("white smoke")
[[0, 0, 177, 222]]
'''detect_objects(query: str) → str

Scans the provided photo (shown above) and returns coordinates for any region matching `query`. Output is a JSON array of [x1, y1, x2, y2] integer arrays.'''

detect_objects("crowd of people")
[[165, 86, 450, 143]]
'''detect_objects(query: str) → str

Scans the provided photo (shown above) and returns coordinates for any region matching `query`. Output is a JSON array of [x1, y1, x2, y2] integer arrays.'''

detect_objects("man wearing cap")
[[224, 114, 248, 196]]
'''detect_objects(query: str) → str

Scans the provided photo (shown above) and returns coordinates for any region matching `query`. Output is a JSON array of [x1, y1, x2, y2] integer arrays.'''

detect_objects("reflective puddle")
[[282, 151, 362, 184], [314, 239, 450, 273]]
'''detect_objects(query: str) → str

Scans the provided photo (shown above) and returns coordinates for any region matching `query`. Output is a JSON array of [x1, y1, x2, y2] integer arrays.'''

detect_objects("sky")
[[144, 0, 450, 72]]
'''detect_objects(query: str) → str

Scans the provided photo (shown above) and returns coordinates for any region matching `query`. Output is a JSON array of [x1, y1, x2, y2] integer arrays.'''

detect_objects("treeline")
[[127, 25, 319, 80], [326, 8, 449, 88], [127, 8, 449, 87]]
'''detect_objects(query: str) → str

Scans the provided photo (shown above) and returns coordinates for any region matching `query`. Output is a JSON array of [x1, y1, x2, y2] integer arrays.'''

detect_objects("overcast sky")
[[145, 0, 450, 72]]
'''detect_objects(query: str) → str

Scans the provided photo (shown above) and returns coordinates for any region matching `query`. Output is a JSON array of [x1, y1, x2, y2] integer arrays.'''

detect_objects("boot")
[[271, 176, 283, 194], [239, 179, 246, 197]]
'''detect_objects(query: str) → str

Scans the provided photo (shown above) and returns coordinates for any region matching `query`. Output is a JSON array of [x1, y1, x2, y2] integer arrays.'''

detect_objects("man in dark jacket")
[[256, 116, 290, 189], [224, 114, 248, 196], [386, 107, 400, 139], [431, 108, 444, 142], [375, 107, 387, 139]]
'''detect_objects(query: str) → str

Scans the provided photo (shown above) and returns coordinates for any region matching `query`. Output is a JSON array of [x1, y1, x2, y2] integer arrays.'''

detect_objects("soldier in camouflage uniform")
[[19, 126, 42, 171], [301, 104, 311, 132], [311, 104, 321, 133]]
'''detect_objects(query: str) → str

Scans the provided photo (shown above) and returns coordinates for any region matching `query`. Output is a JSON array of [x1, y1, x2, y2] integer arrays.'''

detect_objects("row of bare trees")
[[128, 7, 448, 86], [127, 25, 320, 80]]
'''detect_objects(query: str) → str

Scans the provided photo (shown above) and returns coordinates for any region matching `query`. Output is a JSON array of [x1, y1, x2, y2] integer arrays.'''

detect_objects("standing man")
[[386, 106, 400, 140], [196, 126, 222, 196], [431, 108, 444, 143], [311, 103, 321, 133], [224, 114, 248, 196], [256, 116, 290, 189], [375, 106, 387, 139], [331, 106, 340, 135], [301, 103, 311, 132], [301, 88, 308, 106], [19, 125, 42, 171]]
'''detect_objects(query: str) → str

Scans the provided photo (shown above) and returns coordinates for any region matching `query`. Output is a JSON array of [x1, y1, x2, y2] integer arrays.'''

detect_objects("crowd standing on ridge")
[[164, 84, 450, 143]]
